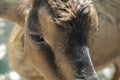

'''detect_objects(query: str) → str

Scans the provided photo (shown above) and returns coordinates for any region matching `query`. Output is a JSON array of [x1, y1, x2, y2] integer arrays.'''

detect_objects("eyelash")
[[30, 34, 44, 43]]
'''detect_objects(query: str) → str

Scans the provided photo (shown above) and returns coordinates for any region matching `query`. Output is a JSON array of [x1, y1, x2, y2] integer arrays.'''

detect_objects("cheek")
[[24, 34, 55, 63]]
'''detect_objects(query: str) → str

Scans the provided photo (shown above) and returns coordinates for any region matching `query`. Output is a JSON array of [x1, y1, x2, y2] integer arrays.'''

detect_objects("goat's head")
[[0, 0, 99, 80]]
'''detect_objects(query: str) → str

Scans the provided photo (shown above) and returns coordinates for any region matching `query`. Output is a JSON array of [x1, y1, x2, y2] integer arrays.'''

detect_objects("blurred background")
[[0, 0, 117, 80], [0, 19, 25, 80]]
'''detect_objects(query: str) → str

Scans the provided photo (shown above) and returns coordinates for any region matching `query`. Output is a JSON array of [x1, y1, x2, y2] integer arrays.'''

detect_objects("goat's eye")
[[30, 34, 44, 43]]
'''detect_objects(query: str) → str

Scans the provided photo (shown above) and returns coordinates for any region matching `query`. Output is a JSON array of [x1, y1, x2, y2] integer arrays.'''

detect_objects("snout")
[[73, 46, 99, 80], [75, 75, 99, 80], [86, 76, 99, 80]]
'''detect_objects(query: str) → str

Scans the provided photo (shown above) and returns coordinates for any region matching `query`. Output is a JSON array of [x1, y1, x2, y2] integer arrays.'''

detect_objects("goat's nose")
[[75, 75, 99, 80], [73, 45, 99, 80], [87, 76, 100, 80]]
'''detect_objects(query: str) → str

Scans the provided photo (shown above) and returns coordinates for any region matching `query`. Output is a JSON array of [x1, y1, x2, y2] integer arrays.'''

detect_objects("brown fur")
[[1, 0, 120, 80], [0, 0, 99, 80]]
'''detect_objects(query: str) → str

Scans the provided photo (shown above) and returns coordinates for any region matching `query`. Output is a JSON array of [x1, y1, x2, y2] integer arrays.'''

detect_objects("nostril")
[[75, 75, 99, 80], [75, 74, 86, 80], [77, 76, 85, 79], [87, 76, 100, 80]]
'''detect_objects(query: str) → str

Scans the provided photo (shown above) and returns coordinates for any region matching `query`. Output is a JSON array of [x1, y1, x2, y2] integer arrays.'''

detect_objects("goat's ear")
[[0, 0, 31, 27]]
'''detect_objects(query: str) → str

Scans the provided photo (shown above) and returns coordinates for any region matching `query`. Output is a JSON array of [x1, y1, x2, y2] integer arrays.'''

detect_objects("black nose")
[[87, 76, 100, 80], [75, 69, 99, 80], [75, 74, 99, 80], [73, 46, 99, 80]]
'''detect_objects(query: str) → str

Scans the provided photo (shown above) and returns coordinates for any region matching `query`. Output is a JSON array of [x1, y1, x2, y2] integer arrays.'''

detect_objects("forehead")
[[28, 11, 66, 35], [27, 1, 55, 32], [38, 7, 56, 29], [27, 0, 94, 33], [27, 0, 80, 30]]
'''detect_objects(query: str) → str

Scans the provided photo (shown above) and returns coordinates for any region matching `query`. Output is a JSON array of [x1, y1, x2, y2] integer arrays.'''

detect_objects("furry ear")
[[0, 0, 31, 26]]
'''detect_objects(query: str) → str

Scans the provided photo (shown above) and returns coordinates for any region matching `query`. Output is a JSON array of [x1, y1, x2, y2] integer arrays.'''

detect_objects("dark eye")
[[30, 34, 44, 43], [61, 0, 68, 2]]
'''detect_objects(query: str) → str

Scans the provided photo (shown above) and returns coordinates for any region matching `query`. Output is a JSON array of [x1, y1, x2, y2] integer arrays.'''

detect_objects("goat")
[[3, 0, 120, 80], [0, 0, 99, 80]]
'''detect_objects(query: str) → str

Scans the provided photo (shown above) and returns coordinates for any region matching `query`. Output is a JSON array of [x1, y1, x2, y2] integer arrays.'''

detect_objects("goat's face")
[[23, 0, 98, 80]]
